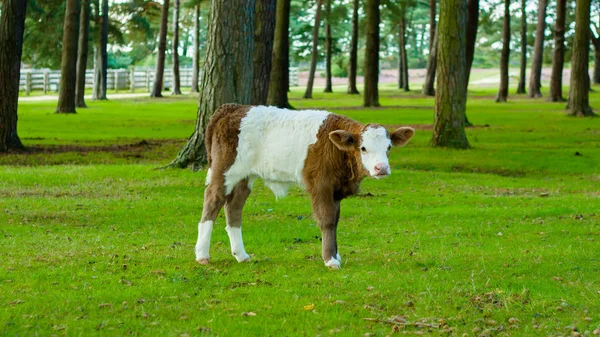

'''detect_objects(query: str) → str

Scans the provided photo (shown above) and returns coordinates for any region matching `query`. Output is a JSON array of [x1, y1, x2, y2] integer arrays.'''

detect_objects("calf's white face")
[[329, 126, 415, 179]]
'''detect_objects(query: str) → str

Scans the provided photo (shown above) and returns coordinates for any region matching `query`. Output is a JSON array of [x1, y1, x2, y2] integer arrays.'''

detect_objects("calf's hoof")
[[325, 258, 341, 269], [196, 258, 210, 265], [234, 252, 251, 263]]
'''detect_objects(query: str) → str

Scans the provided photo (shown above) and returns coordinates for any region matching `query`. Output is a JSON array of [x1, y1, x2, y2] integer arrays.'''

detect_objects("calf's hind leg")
[[195, 170, 227, 265], [311, 193, 341, 269], [224, 179, 252, 262]]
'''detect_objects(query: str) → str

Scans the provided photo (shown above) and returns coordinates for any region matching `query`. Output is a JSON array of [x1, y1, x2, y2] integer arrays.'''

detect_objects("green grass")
[[2, 86, 600, 336]]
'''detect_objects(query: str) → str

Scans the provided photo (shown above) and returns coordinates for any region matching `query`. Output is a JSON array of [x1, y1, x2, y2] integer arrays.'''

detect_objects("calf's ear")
[[390, 127, 415, 147], [329, 130, 357, 151]]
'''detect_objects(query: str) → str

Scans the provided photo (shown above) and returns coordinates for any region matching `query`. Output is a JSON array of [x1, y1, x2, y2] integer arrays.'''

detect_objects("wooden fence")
[[18, 67, 299, 94]]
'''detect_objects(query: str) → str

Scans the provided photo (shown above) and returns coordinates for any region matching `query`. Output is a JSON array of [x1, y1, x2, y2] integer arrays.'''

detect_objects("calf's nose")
[[374, 163, 389, 175]]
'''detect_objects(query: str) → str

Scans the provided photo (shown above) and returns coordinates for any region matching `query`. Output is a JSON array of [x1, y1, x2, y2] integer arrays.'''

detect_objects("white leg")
[[325, 257, 341, 269], [195, 220, 213, 264], [336, 252, 341, 263], [225, 226, 250, 262]]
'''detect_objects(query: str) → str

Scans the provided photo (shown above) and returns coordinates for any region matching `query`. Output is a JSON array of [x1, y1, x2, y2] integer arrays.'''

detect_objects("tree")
[[267, 0, 292, 108], [431, 0, 469, 148], [56, 0, 81, 114], [568, 0, 595, 116], [151, 0, 170, 98], [347, 0, 360, 94], [516, 0, 527, 94], [465, 0, 479, 89], [398, 4, 409, 92], [172, 0, 182, 95], [324, 0, 333, 93], [422, 0, 436, 96], [548, 0, 566, 102], [495, 0, 510, 103], [252, 0, 276, 105], [591, 27, 600, 85], [528, 0, 547, 98], [168, 0, 255, 169], [75, 0, 91, 108], [363, 0, 380, 107], [303, 0, 324, 99], [0, 0, 27, 152], [191, 3, 201, 93], [92, 0, 108, 100]]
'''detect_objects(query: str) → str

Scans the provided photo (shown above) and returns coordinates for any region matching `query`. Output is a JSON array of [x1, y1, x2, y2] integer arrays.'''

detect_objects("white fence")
[[19, 67, 299, 94]]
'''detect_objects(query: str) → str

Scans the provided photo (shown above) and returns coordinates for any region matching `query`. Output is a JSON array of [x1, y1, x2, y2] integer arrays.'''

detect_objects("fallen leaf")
[[242, 312, 257, 316], [304, 304, 315, 311]]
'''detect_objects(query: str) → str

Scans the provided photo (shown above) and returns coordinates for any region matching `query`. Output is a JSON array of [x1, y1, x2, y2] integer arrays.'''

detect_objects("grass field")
[[1, 85, 600, 336]]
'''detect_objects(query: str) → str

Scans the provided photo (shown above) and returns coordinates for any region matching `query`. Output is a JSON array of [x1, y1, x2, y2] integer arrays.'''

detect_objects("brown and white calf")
[[195, 104, 414, 269]]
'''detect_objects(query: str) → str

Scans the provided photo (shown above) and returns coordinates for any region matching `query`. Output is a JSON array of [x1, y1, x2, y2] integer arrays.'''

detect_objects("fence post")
[[114, 70, 118, 93], [25, 72, 32, 96], [146, 70, 151, 93], [130, 68, 135, 93]]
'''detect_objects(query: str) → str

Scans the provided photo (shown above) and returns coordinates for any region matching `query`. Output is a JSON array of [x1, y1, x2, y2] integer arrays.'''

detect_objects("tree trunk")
[[422, 0, 436, 96], [528, 0, 547, 98], [465, 0, 479, 90], [168, 0, 255, 169], [591, 28, 600, 84], [303, 0, 324, 99], [324, 0, 333, 93], [399, 8, 409, 92], [568, 0, 595, 116], [363, 0, 380, 107], [252, 0, 276, 104], [0, 0, 27, 152], [191, 4, 200, 93], [56, 0, 81, 114], [516, 0, 527, 94], [495, 0, 510, 103], [347, 0, 359, 94], [398, 47, 404, 89], [92, 0, 107, 100], [431, 0, 469, 149], [101, 0, 108, 96], [151, 0, 169, 98], [267, 0, 292, 108], [548, 0, 566, 102], [75, 0, 90, 108], [172, 0, 181, 95]]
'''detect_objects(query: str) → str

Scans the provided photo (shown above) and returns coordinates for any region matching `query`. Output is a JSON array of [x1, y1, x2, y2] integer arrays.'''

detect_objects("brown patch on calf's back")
[[205, 104, 252, 172], [303, 114, 369, 201]]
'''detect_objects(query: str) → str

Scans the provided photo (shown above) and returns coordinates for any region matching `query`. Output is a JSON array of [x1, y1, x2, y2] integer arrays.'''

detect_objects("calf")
[[195, 104, 414, 269]]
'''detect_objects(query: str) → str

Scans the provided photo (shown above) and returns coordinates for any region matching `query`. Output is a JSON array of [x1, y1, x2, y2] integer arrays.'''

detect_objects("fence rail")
[[19, 67, 299, 94]]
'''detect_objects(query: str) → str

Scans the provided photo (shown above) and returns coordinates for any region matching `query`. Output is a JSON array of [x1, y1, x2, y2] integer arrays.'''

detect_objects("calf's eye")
[[360, 146, 366, 152]]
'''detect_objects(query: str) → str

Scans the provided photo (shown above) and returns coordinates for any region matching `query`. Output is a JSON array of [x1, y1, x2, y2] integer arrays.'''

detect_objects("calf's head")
[[329, 126, 415, 179]]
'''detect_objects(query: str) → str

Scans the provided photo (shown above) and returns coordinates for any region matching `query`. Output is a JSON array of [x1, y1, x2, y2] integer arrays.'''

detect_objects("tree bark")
[[168, 0, 255, 169], [252, 0, 276, 104], [0, 0, 27, 152], [422, 0, 436, 96], [92, 0, 107, 100], [75, 0, 90, 108], [324, 0, 333, 93], [56, 0, 81, 114], [591, 28, 600, 85], [465, 0, 479, 90], [548, 0, 566, 102], [267, 0, 292, 108], [399, 7, 409, 92], [151, 0, 169, 98], [495, 0, 510, 103], [172, 0, 182, 95], [528, 0, 547, 98], [347, 0, 359, 94], [568, 0, 595, 116], [363, 0, 380, 107], [431, 0, 469, 148], [191, 4, 200, 93], [398, 45, 404, 89], [303, 0, 324, 99], [101, 0, 108, 96], [516, 0, 527, 94]]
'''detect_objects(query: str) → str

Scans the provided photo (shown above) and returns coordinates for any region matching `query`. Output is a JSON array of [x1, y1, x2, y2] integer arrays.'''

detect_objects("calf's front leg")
[[311, 195, 341, 269]]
